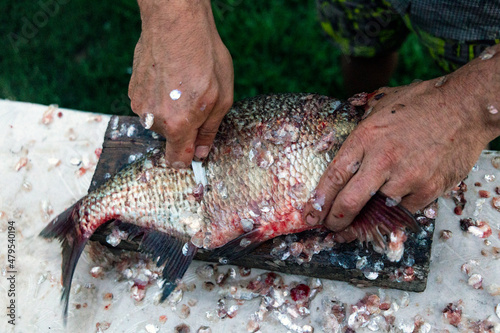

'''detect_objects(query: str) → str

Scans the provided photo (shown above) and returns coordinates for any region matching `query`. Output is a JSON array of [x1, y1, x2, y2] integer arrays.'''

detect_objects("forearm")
[[448, 44, 500, 143], [137, 0, 212, 23], [130, 0, 234, 166], [137, 0, 217, 59], [304, 44, 500, 230]]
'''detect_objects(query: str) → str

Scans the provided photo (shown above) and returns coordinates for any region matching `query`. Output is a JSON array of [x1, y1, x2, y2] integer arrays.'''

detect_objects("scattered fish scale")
[[40, 93, 419, 321]]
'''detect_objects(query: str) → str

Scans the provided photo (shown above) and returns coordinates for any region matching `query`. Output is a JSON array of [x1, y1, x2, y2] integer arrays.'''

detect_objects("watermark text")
[[6, 221, 16, 326]]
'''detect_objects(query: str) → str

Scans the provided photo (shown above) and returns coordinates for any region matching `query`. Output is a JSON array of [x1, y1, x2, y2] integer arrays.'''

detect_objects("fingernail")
[[306, 213, 319, 226], [171, 161, 186, 169], [194, 145, 210, 160]]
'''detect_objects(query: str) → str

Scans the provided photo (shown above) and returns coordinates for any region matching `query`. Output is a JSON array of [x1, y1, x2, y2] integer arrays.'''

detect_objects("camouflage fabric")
[[317, 0, 409, 58], [389, 0, 500, 41], [317, 0, 500, 72], [404, 14, 500, 72]]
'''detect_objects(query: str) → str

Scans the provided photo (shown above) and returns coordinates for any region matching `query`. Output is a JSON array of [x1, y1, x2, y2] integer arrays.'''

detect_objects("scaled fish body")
[[40, 93, 416, 318]]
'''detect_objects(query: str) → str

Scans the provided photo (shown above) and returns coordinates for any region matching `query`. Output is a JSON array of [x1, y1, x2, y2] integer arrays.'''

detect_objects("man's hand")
[[304, 45, 500, 232], [129, 0, 234, 168]]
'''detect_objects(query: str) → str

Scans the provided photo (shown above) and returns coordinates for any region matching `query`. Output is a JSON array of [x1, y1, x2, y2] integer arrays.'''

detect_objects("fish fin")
[[132, 228, 197, 302], [39, 200, 87, 325], [114, 221, 144, 239], [210, 228, 265, 263], [348, 191, 419, 249]]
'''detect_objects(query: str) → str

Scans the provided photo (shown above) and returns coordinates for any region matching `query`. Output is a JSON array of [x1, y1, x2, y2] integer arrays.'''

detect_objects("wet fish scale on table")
[[39, 93, 421, 320]]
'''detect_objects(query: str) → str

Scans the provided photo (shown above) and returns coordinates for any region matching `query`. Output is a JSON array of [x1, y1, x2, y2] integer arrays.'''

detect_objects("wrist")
[[137, 0, 211, 15], [446, 44, 500, 143], [138, 0, 213, 33]]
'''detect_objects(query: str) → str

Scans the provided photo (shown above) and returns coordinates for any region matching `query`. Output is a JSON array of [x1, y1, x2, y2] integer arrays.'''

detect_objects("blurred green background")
[[2, 0, 444, 113], [7, 0, 496, 148]]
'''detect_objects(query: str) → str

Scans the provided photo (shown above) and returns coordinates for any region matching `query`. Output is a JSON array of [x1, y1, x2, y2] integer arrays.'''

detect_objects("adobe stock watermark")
[[212, 0, 243, 21], [8, 0, 70, 52], [6, 221, 16, 326]]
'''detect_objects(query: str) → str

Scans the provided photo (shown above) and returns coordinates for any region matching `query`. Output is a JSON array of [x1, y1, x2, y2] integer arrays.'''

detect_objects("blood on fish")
[[365, 91, 377, 100], [39, 93, 419, 323]]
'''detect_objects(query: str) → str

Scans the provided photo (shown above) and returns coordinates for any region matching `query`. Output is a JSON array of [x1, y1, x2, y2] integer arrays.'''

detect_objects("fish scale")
[[40, 93, 419, 322], [199, 94, 357, 248], [83, 154, 201, 237]]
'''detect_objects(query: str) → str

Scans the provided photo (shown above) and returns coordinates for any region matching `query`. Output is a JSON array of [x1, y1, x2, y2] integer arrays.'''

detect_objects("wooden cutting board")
[[89, 115, 434, 292]]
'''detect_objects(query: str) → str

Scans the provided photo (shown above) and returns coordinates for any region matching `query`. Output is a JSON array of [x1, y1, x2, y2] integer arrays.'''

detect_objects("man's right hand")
[[129, 0, 234, 168]]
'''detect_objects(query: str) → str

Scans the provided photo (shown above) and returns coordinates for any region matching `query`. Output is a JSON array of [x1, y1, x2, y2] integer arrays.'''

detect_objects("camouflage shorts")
[[317, 0, 500, 72]]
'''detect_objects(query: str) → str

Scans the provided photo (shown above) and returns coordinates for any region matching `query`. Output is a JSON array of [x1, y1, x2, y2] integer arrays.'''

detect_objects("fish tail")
[[39, 200, 87, 324]]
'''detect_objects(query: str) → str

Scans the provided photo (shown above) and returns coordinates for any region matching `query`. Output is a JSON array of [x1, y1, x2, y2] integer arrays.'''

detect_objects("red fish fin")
[[210, 228, 265, 263], [347, 191, 419, 249], [118, 223, 197, 302], [39, 200, 87, 324]]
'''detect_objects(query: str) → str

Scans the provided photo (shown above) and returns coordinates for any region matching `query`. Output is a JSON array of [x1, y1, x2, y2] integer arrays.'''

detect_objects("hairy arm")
[[129, 0, 234, 167], [304, 44, 500, 233]]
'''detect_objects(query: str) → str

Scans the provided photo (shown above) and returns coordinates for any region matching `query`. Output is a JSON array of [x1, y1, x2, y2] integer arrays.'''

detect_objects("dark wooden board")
[[89, 116, 434, 292]]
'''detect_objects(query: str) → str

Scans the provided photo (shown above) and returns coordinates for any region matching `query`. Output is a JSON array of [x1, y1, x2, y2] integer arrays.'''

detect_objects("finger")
[[162, 116, 199, 168], [399, 192, 437, 213], [379, 168, 443, 213], [194, 99, 233, 161], [394, 183, 441, 213], [165, 137, 197, 169], [378, 180, 414, 212], [333, 228, 357, 244], [193, 119, 220, 161], [194, 64, 234, 161], [157, 93, 214, 167], [129, 66, 156, 116], [324, 164, 387, 231], [302, 137, 364, 226]]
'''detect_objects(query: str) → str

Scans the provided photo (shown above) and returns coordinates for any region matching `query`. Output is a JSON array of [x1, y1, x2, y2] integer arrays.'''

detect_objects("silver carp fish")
[[40, 93, 417, 318]]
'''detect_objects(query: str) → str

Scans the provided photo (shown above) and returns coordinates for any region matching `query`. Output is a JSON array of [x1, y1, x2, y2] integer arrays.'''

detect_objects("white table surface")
[[0, 100, 499, 333]]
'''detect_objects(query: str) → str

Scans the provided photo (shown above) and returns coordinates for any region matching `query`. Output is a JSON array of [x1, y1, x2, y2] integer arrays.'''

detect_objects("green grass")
[[1, 0, 443, 115]]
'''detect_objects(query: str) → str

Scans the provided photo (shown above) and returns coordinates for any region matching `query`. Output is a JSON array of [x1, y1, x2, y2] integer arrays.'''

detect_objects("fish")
[[40, 93, 418, 319]]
